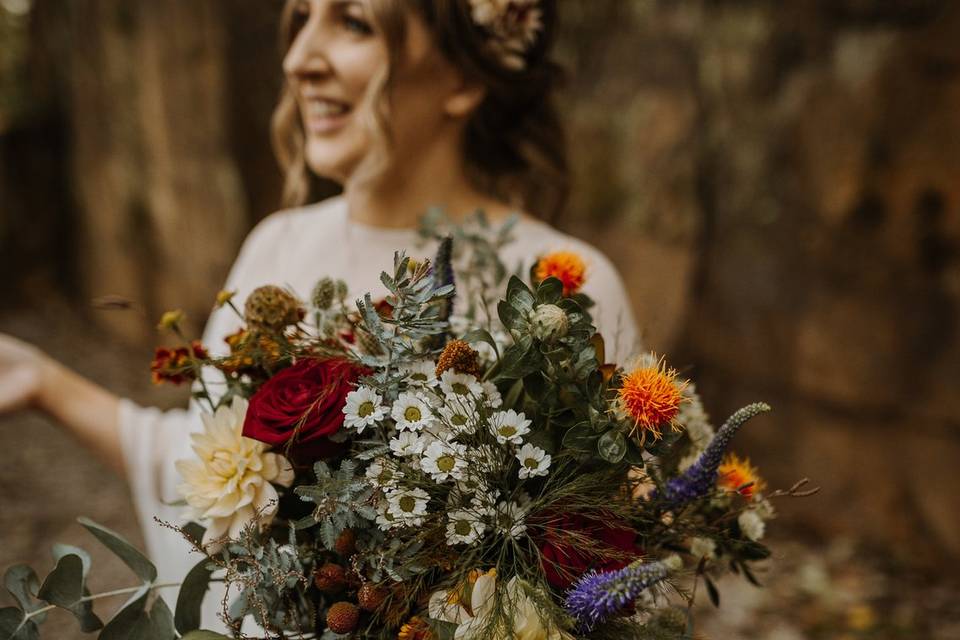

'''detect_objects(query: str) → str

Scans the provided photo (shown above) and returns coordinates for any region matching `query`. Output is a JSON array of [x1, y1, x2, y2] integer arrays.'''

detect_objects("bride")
[[0, 0, 638, 630]]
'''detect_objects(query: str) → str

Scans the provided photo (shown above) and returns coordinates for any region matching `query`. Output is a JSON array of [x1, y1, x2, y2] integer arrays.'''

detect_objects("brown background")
[[1, 1, 959, 638]]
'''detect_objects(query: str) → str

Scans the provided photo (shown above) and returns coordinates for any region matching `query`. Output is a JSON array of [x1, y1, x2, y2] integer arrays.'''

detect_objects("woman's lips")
[[302, 97, 352, 135]]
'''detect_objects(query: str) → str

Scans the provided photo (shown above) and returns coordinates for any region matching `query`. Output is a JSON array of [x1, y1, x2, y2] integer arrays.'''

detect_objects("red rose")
[[534, 512, 642, 590], [243, 357, 365, 463]]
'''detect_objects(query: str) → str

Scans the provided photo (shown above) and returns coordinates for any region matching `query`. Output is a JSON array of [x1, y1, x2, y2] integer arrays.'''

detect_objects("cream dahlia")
[[175, 396, 294, 551]]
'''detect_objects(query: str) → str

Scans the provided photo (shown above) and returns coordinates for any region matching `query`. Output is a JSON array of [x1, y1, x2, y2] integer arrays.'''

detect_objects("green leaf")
[[461, 328, 500, 360], [98, 591, 148, 640], [144, 597, 176, 640], [497, 299, 524, 332], [562, 422, 596, 451], [37, 554, 101, 632], [181, 633, 232, 640], [51, 545, 92, 579], [535, 277, 563, 304], [704, 575, 721, 608], [175, 559, 213, 634], [506, 276, 535, 313], [598, 430, 627, 463], [78, 518, 157, 584], [0, 607, 38, 640], [4, 566, 42, 616]]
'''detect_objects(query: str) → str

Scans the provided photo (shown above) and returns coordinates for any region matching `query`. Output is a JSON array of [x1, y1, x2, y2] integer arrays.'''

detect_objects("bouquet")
[[1, 218, 814, 640]]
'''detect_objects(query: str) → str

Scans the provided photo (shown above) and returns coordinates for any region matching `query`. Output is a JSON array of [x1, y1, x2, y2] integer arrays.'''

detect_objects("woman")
[[0, 0, 638, 629]]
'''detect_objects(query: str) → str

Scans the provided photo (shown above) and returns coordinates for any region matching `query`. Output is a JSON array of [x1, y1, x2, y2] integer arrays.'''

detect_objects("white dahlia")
[[175, 396, 294, 552]]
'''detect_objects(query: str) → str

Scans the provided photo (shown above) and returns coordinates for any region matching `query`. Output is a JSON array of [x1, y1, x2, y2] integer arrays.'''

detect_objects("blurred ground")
[[2, 302, 959, 639]]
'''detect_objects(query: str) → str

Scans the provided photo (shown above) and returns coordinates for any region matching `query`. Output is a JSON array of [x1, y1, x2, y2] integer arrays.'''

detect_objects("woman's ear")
[[443, 81, 487, 119]]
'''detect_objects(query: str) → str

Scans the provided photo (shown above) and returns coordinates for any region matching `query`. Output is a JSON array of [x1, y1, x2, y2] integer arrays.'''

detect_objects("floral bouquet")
[[1, 219, 814, 640]]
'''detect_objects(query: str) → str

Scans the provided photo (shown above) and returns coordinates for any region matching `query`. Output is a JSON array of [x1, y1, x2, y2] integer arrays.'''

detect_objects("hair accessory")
[[467, 0, 543, 71]]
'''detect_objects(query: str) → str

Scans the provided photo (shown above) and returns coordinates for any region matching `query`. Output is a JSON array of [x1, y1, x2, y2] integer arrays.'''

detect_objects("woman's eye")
[[342, 14, 373, 35]]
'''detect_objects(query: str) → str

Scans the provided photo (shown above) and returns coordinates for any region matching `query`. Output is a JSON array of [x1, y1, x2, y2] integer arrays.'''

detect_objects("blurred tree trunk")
[[62, 0, 248, 341]]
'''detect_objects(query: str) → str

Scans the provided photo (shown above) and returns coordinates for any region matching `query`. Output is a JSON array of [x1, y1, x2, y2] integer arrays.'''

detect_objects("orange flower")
[[615, 356, 686, 444], [717, 453, 765, 499], [535, 251, 587, 296], [150, 341, 207, 385], [398, 616, 436, 640]]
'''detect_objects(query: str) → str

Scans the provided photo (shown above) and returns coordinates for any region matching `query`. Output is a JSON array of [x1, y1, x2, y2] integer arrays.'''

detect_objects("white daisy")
[[390, 430, 426, 458], [494, 500, 527, 538], [515, 443, 551, 479], [488, 409, 531, 445], [401, 360, 439, 389], [387, 487, 430, 526], [738, 509, 766, 542], [375, 503, 401, 531], [482, 381, 503, 408], [421, 441, 469, 483], [439, 369, 484, 400], [391, 391, 433, 431], [445, 509, 487, 546], [365, 457, 404, 488], [438, 397, 480, 434], [342, 387, 386, 434]]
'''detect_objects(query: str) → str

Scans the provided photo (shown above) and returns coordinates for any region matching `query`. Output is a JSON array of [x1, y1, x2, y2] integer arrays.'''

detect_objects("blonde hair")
[[271, 0, 569, 222]]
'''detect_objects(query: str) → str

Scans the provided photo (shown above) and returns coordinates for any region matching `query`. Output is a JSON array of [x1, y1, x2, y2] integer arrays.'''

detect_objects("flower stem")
[[23, 582, 181, 621]]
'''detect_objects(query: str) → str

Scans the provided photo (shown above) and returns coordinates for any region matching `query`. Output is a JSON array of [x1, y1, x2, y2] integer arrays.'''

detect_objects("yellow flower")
[[535, 251, 587, 296], [157, 309, 185, 331], [214, 289, 236, 308], [717, 453, 765, 499], [398, 616, 436, 640], [615, 354, 687, 445], [175, 396, 294, 552]]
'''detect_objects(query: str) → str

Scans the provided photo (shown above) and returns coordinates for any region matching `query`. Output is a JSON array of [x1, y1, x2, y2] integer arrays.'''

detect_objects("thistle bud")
[[311, 277, 337, 310], [529, 304, 569, 342]]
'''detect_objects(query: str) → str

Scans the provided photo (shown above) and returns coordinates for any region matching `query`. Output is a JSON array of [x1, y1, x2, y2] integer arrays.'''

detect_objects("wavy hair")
[[271, 0, 569, 222]]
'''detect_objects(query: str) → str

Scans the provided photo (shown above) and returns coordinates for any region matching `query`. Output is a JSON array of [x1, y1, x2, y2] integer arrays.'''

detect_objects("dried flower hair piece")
[[468, 0, 544, 70]]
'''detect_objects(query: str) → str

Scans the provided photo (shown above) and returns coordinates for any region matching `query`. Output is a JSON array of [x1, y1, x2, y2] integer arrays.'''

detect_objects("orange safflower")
[[717, 453, 765, 499], [535, 250, 587, 296], [615, 357, 686, 444], [398, 616, 436, 640]]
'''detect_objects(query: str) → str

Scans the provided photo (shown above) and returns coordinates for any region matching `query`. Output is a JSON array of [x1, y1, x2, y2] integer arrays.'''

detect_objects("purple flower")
[[564, 557, 681, 631], [655, 403, 771, 507]]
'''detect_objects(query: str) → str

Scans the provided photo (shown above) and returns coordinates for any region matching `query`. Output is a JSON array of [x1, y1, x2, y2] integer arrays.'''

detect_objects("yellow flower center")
[[404, 406, 422, 422], [454, 520, 472, 536], [498, 426, 517, 438], [523, 457, 539, 469], [437, 455, 457, 472], [399, 496, 417, 513], [358, 401, 375, 418], [452, 382, 470, 395]]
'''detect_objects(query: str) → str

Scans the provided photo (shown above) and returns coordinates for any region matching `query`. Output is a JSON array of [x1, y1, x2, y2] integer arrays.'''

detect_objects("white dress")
[[117, 195, 639, 631]]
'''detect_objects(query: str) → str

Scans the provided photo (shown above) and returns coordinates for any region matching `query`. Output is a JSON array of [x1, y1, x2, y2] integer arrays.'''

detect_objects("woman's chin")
[[305, 145, 358, 184]]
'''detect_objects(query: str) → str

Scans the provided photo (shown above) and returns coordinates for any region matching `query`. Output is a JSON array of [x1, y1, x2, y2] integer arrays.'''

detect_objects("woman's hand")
[[0, 332, 124, 475], [0, 333, 49, 413]]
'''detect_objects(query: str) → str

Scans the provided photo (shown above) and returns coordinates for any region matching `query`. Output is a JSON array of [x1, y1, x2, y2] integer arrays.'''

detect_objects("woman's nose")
[[283, 17, 332, 81]]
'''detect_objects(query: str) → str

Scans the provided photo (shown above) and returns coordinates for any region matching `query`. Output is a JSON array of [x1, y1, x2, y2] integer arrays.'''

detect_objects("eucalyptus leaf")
[[175, 559, 213, 634], [0, 607, 38, 640], [51, 545, 92, 579], [497, 299, 523, 331], [36, 554, 101, 631], [78, 518, 157, 584], [598, 430, 627, 463], [97, 591, 148, 640], [4, 566, 41, 615]]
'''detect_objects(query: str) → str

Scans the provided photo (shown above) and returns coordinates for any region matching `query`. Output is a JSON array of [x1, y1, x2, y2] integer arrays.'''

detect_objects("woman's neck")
[[342, 136, 519, 229]]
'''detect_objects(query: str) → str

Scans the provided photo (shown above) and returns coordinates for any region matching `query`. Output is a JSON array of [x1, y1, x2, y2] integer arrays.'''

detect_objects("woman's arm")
[[0, 334, 123, 475]]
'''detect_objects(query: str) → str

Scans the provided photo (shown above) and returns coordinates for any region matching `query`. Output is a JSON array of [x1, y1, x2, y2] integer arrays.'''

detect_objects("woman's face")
[[283, 0, 471, 184]]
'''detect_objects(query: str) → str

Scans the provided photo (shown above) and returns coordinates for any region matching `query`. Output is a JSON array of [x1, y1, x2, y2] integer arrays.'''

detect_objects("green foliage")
[[295, 459, 377, 548], [174, 559, 214, 634]]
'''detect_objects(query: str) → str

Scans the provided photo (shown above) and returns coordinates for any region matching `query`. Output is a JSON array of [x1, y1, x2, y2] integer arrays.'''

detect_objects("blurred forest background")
[[2, 0, 960, 638]]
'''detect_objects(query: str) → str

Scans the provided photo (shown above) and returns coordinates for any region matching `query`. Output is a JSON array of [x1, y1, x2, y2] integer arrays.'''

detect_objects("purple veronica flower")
[[656, 402, 771, 507], [564, 557, 681, 631]]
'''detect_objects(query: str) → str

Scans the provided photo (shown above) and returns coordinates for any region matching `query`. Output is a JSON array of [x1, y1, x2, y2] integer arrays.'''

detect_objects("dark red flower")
[[534, 512, 642, 590], [242, 357, 366, 462]]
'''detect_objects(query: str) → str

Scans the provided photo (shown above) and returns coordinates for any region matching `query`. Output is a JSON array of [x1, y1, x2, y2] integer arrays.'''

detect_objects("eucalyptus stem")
[[23, 582, 181, 621]]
